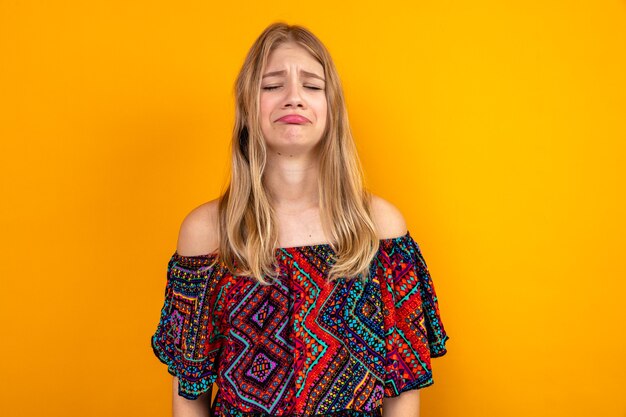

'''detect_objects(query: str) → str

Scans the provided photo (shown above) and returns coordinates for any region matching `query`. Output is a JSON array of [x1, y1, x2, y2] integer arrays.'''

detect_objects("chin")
[[266, 139, 321, 153]]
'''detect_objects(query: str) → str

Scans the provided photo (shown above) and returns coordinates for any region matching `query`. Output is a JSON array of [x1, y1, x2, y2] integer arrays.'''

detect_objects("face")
[[259, 42, 327, 155]]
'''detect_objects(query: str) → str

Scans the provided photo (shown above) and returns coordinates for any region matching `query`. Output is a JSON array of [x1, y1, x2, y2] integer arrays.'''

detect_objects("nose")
[[282, 80, 305, 108]]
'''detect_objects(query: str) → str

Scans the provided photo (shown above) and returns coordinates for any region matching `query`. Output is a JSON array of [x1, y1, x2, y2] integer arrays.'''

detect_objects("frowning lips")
[[275, 114, 311, 124]]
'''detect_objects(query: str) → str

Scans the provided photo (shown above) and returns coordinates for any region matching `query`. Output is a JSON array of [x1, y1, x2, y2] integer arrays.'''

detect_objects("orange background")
[[1, 1, 625, 416]]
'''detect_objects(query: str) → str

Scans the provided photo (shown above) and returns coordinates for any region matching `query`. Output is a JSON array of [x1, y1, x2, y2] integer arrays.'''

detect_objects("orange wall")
[[1, 1, 624, 416]]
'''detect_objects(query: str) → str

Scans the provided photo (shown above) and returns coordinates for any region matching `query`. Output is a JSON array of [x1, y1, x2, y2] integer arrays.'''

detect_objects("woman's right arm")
[[172, 377, 211, 417], [382, 389, 420, 417], [172, 201, 219, 416]]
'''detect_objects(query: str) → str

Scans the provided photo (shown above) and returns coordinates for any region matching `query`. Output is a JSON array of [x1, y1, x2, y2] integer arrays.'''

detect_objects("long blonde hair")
[[216, 22, 380, 285]]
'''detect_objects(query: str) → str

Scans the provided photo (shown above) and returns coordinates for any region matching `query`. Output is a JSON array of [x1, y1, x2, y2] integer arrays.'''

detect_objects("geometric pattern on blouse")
[[151, 231, 449, 416]]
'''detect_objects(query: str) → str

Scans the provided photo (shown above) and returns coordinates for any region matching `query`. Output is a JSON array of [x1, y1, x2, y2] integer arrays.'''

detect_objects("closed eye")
[[262, 85, 324, 91]]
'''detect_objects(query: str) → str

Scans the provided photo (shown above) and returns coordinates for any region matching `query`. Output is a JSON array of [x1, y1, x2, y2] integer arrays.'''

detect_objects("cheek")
[[260, 93, 277, 112], [258, 100, 270, 136], [318, 100, 328, 126], [259, 97, 270, 117]]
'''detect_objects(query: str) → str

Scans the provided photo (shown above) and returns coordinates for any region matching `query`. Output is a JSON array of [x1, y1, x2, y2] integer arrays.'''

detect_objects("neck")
[[263, 152, 320, 213]]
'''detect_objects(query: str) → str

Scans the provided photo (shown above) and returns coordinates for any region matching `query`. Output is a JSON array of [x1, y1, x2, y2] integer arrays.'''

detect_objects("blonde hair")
[[216, 22, 379, 285]]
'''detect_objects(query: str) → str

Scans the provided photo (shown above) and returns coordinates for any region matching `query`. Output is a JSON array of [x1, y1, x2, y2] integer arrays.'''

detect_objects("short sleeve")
[[150, 252, 226, 400], [378, 233, 450, 397]]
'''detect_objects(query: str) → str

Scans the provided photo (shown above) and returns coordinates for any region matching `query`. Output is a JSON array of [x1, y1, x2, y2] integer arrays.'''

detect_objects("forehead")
[[264, 42, 323, 73]]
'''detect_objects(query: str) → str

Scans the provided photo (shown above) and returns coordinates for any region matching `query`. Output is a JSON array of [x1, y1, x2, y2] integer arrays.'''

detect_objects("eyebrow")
[[262, 69, 325, 82]]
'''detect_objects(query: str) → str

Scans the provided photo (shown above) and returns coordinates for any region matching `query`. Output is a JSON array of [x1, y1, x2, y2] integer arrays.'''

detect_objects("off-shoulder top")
[[150, 231, 449, 417]]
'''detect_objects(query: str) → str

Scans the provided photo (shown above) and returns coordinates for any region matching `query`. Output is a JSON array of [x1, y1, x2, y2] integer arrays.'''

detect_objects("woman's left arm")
[[382, 389, 420, 417]]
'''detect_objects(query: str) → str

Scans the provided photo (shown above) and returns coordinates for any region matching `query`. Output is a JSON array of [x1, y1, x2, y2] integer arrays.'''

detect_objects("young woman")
[[151, 22, 449, 417]]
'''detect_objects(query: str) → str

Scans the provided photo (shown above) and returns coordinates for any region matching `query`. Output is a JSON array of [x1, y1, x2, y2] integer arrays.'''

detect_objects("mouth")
[[275, 115, 311, 124]]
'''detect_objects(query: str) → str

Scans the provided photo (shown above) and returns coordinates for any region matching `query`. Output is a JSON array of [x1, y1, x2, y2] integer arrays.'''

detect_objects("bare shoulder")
[[369, 193, 408, 240], [176, 198, 220, 256]]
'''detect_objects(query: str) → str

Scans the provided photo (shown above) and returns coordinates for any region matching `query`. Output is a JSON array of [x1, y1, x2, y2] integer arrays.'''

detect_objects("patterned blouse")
[[150, 231, 449, 416]]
